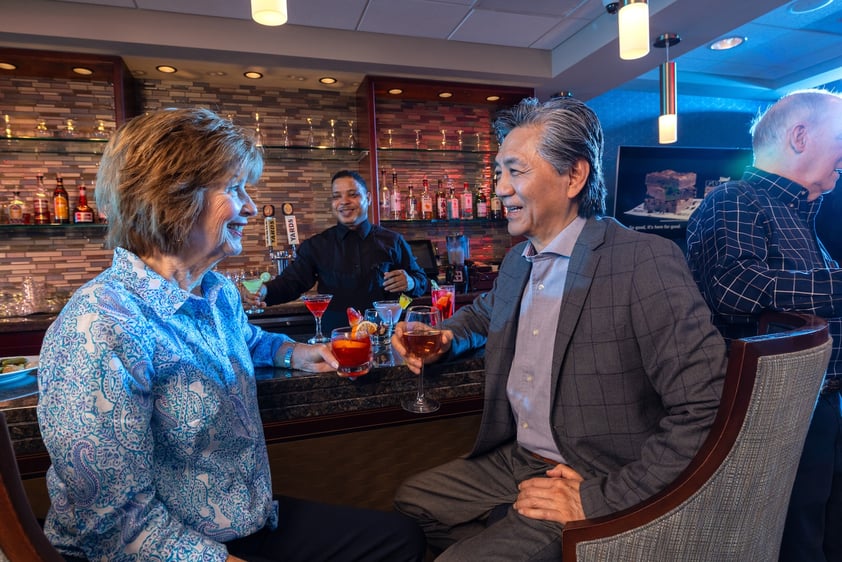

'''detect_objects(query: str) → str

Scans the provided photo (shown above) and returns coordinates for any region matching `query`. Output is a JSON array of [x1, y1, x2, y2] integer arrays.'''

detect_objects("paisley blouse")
[[37, 248, 287, 561]]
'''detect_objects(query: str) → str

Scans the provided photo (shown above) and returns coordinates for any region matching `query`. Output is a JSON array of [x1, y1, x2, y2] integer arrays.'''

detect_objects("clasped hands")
[[514, 463, 585, 524]]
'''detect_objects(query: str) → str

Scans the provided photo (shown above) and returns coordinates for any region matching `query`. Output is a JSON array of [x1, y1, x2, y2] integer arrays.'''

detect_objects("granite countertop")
[[2, 350, 485, 476]]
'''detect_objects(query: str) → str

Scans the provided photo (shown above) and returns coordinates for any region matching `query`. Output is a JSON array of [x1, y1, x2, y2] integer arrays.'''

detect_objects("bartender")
[[252, 170, 428, 333]]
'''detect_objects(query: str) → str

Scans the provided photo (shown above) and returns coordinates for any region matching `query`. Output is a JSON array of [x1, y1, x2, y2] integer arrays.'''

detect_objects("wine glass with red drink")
[[302, 294, 333, 344], [401, 305, 442, 413]]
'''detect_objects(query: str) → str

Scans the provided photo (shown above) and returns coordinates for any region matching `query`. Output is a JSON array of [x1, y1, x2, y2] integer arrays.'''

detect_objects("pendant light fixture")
[[655, 33, 680, 144], [251, 0, 287, 26], [604, 0, 649, 60]]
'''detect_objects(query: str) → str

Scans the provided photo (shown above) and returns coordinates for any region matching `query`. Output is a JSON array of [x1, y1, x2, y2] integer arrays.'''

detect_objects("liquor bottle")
[[460, 181, 474, 220], [406, 183, 419, 220], [420, 177, 434, 220], [390, 170, 403, 220], [379, 168, 391, 220], [53, 175, 70, 224], [33, 174, 51, 225], [73, 180, 94, 224], [8, 190, 25, 224], [446, 177, 460, 220], [475, 183, 488, 219], [435, 178, 448, 220], [490, 175, 503, 220]]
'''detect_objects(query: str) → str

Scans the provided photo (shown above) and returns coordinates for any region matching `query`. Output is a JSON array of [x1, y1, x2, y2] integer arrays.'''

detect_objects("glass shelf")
[[0, 137, 370, 162], [0, 223, 107, 237], [260, 145, 369, 162], [381, 218, 506, 226], [0, 136, 108, 155]]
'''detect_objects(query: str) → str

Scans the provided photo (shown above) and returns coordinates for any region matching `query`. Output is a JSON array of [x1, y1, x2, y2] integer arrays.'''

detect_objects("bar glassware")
[[302, 293, 333, 343], [401, 305, 442, 413]]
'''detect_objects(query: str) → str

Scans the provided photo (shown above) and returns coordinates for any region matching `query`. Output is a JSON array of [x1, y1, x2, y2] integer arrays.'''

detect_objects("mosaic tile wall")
[[1, 72, 774, 297]]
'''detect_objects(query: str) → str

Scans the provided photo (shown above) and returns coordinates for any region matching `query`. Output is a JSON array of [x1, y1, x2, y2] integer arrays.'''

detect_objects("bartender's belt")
[[822, 377, 842, 395]]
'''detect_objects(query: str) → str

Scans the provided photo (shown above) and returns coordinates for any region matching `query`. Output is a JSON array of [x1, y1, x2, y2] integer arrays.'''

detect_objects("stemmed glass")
[[347, 120, 357, 148], [240, 270, 269, 315], [302, 293, 333, 343], [401, 305, 442, 413], [306, 117, 316, 148]]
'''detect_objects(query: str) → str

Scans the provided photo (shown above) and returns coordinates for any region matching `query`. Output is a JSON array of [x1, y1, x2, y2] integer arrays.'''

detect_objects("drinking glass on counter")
[[330, 326, 372, 378], [365, 308, 391, 351], [431, 284, 455, 319], [373, 299, 403, 334], [302, 293, 333, 343], [401, 305, 442, 413]]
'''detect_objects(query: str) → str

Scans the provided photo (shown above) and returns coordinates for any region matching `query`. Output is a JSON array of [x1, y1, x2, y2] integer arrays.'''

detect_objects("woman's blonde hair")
[[96, 107, 263, 256]]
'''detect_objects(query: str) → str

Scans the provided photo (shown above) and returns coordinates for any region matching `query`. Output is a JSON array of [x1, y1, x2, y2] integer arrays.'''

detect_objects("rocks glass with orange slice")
[[331, 320, 377, 378]]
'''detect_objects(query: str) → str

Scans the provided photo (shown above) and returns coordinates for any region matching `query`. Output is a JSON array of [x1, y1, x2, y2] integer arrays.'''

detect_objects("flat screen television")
[[612, 145, 753, 242]]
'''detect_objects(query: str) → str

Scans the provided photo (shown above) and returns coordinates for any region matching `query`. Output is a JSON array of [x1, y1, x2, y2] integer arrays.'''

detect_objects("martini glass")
[[302, 294, 333, 343], [401, 305, 442, 413], [373, 299, 403, 337], [240, 271, 270, 315]]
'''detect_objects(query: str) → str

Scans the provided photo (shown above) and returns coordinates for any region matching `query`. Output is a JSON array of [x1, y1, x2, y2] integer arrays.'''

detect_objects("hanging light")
[[618, 0, 649, 60], [654, 33, 680, 144], [251, 0, 287, 26]]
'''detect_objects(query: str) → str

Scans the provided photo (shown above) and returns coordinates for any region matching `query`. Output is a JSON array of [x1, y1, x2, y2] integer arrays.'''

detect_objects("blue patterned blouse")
[[37, 248, 288, 561]]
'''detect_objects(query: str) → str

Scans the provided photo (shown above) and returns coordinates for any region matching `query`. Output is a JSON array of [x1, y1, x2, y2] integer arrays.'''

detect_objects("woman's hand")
[[275, 342, 338, 372], [391, 321, 453, 374]]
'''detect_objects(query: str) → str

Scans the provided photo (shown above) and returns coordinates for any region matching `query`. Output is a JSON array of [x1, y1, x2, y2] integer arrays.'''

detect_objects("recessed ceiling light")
[[486, 95, 501, 102], [72, 67, 94, 76], [789, 0, 833, 14], [319, 76, 337, 84], [156, 65, 177, 74], [438, 92, 453, 98], [388, 88, 403, 95], [0, 62, 17, 70], [244, 71, 263, 79], [207, 71, 226, 77], [132, 69, 147, 76], [710, 36, 746, 51]]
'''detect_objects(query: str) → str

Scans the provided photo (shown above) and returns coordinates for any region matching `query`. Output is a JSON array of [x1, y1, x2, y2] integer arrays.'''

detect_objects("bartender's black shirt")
[[263, 220, 429, 333]]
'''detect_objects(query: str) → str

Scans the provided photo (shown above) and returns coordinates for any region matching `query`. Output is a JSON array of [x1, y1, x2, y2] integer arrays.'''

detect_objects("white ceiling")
[[0, 0, 840, 100]]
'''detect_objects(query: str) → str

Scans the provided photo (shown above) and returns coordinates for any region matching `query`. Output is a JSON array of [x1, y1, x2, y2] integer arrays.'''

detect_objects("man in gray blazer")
[[392, 96, 727, 561]]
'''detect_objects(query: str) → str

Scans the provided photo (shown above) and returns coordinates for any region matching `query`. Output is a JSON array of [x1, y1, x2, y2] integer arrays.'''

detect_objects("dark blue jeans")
[[779, 391, 842, 562]]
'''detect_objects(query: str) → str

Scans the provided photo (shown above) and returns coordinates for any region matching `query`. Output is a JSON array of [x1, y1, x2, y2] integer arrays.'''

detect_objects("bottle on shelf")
[[52, 175, 70, 224], [435, 178, 448, 220], [460, 181, 474, 220], [490, 175, 503, 220], [390, 169, 404, 220], [73, 180, 95, 224], [379, 168, 391, 220], [420, 176, 434, 220], [406, 183, 419, 220], [8, 190, 25, 224], [446, 176, 460, 220], [33, 174, 51, 225], [475, 183, 488, 219]]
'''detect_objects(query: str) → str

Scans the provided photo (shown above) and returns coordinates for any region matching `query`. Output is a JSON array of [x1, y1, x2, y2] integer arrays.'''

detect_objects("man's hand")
[[391, 321, 453, 374], [513, 464, 585, 524], [383, 269, 413, 293]]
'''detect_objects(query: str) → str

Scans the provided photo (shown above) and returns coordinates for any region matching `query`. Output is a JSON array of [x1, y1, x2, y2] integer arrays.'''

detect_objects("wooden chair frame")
[[0, 411, 64, 561]]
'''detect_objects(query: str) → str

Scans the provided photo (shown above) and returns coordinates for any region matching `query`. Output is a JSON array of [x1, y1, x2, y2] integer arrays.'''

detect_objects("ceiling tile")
[[357, 0, 471, 39], [452, 9, 562, 47]]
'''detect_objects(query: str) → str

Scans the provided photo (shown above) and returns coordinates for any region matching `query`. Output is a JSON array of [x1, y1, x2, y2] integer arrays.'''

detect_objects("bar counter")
[[1, 349, 485, 478]]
